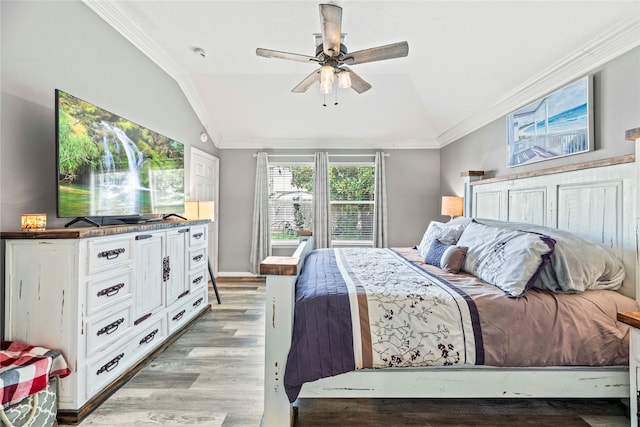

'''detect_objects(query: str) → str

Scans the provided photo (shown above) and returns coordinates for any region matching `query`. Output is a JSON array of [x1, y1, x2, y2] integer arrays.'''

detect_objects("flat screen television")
[[56, 89, 185, 225]]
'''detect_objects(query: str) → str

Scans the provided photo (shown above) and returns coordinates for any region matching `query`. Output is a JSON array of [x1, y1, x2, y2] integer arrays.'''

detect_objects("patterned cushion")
[[424, 239, 468, 274], [456, 221, 555, 297], [417, 221, 466, 259]]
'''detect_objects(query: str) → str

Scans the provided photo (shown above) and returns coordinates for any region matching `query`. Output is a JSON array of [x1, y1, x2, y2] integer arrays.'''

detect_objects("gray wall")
[[0, 0, 217, 232], [218, 149, 440, 273], [440, 47, 640, 196]]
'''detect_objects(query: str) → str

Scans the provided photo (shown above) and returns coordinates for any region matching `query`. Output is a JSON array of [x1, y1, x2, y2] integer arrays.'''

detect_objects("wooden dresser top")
[[1, 219, 210, 240]]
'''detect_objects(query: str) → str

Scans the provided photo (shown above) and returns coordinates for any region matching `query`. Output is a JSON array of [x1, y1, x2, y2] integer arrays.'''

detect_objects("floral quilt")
[[284, 248, 482, 402]]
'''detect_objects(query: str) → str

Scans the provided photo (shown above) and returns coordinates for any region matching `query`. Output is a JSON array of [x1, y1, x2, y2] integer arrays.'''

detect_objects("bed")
[[260, 154, 639, 427]]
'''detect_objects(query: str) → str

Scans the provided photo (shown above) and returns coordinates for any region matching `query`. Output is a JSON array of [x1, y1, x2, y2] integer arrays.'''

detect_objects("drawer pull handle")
[[96, 353, 124, 376], [192, 276, 203, 285], [98, 248, 125, 260], [193, 233, 203, 240], [135, 234, 152, 240], [172, 310, 186, 322], [97, 282, 125, 298], [134, 313, 152, 326], [139, 329, 159, 345], [97, 318, 124, 336], [193, 297, 204, 308], [192, 254, 203, 262], [178, 229, 188, 234], [178, 290, 190, 299], [163, 256, 170, 281]]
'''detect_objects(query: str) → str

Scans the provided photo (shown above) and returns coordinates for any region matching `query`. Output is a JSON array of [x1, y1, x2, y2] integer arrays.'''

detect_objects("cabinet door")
[[133, 232, 164, 323], [165, 228, 188, 305]]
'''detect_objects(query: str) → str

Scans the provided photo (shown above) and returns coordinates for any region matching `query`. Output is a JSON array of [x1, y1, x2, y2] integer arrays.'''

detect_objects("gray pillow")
[[456, 221, 555, 297], [475, 218, 625, 293]]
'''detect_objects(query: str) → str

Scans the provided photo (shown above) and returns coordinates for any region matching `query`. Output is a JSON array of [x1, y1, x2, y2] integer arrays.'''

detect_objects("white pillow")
[[456, 221, 555, 297], [417, 221, 467, 259]]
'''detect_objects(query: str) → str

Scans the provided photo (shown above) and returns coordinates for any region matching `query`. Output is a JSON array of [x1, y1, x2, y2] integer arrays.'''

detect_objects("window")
[[267, 161, 376, 247], [329, 164, 375, 246], [268, 164, 313, 242]]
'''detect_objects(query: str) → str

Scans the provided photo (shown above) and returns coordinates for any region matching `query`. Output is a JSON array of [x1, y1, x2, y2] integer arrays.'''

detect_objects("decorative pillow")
[[456, 221, 555, 297], [416, 221, 467, 259], [424, 239, 468, 273]]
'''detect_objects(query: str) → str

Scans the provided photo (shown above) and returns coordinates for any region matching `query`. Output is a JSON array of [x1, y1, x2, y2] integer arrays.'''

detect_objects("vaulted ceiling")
[[84, 1, 640, 149]]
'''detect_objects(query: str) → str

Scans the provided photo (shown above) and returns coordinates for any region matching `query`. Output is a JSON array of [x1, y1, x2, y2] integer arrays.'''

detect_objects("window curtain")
[[313, 152, 331, 248], [373, 151, 388, 248], [249, 152, 271, 274]]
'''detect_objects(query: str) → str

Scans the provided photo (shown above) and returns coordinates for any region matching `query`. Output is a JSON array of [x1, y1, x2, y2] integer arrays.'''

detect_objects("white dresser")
[[2, 220, 210, 423]]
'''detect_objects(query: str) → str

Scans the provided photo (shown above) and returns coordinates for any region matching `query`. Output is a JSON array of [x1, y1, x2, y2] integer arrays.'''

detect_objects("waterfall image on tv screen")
[[56, 90, 185, 218]]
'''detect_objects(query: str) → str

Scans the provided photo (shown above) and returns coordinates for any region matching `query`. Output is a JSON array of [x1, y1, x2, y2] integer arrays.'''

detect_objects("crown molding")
[[82, 0, 220, 148], [217, 138, 440, 150], [437, 16, 640, 148]]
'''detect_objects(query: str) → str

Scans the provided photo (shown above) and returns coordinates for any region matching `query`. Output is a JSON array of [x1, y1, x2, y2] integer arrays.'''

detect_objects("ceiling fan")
[[256, 3, 409, 95]]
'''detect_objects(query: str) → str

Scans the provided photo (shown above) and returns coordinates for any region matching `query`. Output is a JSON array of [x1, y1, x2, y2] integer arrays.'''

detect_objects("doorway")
[[190, 148, 219, 275]]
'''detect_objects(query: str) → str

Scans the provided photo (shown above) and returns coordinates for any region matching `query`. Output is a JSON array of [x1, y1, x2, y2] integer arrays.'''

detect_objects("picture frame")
[[506, 76, 593, 167]]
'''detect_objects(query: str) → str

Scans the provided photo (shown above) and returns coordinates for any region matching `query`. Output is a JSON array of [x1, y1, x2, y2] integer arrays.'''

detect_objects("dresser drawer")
[[167, 289, 207, 334], [86, 268, 134, 316], [189, 225, 208, 247], [86, 343, 135, 398], [86, 305, 133, 356], [189, 267, 207, 292], [131, 317, 166, 359], [189, 247, 207, 270], [87, 237, 133, 274]]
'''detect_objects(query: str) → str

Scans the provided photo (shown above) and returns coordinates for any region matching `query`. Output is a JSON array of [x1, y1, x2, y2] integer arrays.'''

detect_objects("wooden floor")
[[78, 279, 632, 427]]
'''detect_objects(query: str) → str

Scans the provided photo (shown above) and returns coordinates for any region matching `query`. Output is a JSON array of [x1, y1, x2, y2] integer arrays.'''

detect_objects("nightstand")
[[618, 311, 640, 427]]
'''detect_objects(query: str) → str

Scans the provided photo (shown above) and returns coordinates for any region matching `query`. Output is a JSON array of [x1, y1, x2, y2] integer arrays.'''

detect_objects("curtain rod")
[[253, 153, 390, 158]]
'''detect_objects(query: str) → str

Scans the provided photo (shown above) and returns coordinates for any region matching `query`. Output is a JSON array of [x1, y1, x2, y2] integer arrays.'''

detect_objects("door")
[[190, 148, 219, 276], [165, 228, 188, 305], [133, 232, 164, 321]]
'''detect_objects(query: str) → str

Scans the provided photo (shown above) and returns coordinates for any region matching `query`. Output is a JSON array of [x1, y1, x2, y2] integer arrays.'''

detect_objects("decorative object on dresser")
[[20, 213, 46, 231], [2, 220, 211, 424]]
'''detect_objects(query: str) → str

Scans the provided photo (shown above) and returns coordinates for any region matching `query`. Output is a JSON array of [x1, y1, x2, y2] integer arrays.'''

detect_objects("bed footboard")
[[260, 238, 314, 427]]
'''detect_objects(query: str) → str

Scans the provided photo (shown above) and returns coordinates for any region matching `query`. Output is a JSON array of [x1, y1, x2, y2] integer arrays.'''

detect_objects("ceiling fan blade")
[[342, 67, 372, 94], [292, 69, 321, 93], [256, 48, 319, 64], [319, 4, 342, 58], [343, 41, 409, 65]]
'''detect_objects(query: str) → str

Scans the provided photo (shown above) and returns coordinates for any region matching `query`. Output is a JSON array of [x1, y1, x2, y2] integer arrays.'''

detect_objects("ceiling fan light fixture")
[[338, 69, 351, 89], [320, 79, 333, 95], [320, 65, 335, 84]]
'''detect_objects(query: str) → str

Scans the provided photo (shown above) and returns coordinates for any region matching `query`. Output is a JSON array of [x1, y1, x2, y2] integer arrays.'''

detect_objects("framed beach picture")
[[506, 76, 593, 167]]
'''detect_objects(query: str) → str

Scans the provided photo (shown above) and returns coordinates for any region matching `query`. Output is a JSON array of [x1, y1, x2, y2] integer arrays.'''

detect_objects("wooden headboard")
[[464, 155, 636, 299]]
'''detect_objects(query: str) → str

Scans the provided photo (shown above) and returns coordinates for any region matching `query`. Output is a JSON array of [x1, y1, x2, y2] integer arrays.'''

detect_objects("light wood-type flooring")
[[78, 280, 632, 426]]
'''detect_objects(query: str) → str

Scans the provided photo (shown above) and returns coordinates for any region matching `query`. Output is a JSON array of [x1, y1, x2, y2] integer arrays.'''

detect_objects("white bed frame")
[[260, 153, 637, 427]]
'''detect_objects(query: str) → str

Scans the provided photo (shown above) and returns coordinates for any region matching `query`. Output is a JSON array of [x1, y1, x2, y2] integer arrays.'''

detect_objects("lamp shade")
[[338, 70, 351, 89], [441, 196, 463, 218], [185, 201, 215, 221]]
